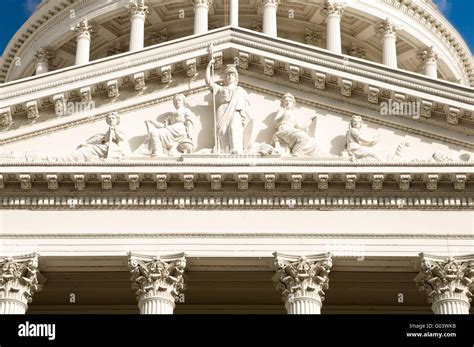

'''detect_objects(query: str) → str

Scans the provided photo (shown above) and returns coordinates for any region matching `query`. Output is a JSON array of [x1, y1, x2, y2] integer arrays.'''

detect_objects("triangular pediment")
[[0, 28, 472, 164]]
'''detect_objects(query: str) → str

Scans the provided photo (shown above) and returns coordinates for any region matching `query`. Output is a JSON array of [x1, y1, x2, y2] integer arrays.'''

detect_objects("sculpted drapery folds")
[[206, 60, 251, 154], [274, 93, 320, 157], [345, 115, 384, 162], [68, 112, 131, 161], [145, 93, 196, 156]]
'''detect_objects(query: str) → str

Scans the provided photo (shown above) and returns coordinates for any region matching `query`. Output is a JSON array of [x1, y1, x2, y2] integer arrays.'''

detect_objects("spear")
[[208, 43, 219, 153]]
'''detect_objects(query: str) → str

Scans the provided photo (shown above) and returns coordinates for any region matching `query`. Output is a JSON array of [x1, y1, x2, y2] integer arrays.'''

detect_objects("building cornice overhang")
[[1, 0, 473, 86], [0, 27, 473, 145], [0, 162, 472, 211]]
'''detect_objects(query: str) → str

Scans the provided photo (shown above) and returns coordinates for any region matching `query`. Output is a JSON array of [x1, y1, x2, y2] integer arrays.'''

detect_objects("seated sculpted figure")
[[345, 115, 384, 162], [67, 112, 131, 161], [145, 94, 196, 156], [274, 93, 320, 157]]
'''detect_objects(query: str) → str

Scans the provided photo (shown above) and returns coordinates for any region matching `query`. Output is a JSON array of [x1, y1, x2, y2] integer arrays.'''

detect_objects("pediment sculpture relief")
[[205, 60, 252, 154], [144, 93, 196, 156], [273, 93, 321, 157], [0, 74, 472, 163]]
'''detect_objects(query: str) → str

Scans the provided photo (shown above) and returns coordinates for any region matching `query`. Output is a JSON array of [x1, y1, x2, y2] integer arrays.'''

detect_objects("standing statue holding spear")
[[205, 44, 251, 154]]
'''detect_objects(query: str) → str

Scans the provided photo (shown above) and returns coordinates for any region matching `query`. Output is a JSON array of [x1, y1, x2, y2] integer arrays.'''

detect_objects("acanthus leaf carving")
[[273, 252, 333, 303], [0, 254, 42, 307], [128, 253, 186, 304]]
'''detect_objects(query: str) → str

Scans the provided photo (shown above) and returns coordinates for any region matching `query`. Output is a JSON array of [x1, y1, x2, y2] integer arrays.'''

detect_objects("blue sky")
[[0, 0, 473, 55]]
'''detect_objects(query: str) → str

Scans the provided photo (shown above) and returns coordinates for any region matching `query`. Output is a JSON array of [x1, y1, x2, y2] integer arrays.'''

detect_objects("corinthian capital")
[[260, 0, 280, 7], [417, 46, 438, 63], [414, 253, 474, 305], [193, 0, 213, 8], [128, 0, 149, 18], [0, 254, 43, 308], [321, 1, 346, 17], [34, 47, 54, 64], [128, 253, 186, 303], [273, 252, 332, 303], [71, 19, 94, 39], [377, 18, 399, 38]]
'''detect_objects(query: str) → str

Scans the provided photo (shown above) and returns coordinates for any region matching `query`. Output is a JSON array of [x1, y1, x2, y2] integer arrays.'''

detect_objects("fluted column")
[[34, 48, 52, 75], [128, 0, 149, 51], [128, 253, 186, 314], [322, 1, 345, 54], [193, 0, 212, 35], [273, 252, 332, 314], [377, 19, 398, 68], [418, 46, 438, 79], [415, 253, 474, 315], [71, 19, 93, 65], [261, 0, 279, 37], [230, 0, 239, 27], [0, 254, 42, 314]]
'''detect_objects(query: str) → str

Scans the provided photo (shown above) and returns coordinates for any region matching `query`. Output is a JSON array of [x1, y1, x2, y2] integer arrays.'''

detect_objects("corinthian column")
[[322, 1, 345, 54], [34, 48, 52, 75], [261, 0, 279, 37], [415, 253, 474, 314], [193, 0, 212, 35], [377, 19, 398, 68], [418, 46, 438, 79], [0, 254, 42, 314], [128, 253, 186, 314], [128, 0, 149, 51], [273, 252, 333, 314], [71, 19, 94, 65]]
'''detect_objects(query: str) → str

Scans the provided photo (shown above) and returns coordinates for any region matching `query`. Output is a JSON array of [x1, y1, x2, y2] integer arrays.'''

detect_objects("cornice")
[[0, 194, 472, 211], [1, 232, 472, 239]]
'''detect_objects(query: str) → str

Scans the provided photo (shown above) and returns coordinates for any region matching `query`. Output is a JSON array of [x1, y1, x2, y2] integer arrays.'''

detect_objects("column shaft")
[[424, 62, 438, 79], [230, 0, 239, 27], [326, 14, 342, 54], [433, 299, 470, 315], [262, 1, 278, 37], [130, 15, 146, 51], [194, 1, 211, 35], [75, 36, 91, 65], [382, 34, 397, 68], [35, 62, 49, 75], [139, 297, 175, 314], [286, 297, 322, 314]]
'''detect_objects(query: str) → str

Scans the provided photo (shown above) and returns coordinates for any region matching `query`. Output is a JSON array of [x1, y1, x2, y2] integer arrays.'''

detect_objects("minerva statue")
[[145, 93, 196, 156], [205, 60, 251, 154], [345, 115, 384, 162], [274, 93, 320, 156]]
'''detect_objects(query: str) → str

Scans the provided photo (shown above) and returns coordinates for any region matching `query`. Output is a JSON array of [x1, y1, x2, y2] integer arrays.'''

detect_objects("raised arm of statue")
[[205, 59, 220, 92]]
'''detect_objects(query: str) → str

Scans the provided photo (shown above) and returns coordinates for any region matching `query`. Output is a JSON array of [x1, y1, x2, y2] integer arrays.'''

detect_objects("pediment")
[[0, 28, 472, 164], [0, 75, 472, 164]]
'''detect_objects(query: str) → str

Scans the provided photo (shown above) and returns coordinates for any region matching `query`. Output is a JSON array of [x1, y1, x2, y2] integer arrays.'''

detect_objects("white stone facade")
[[0, 0, 472, 315]]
